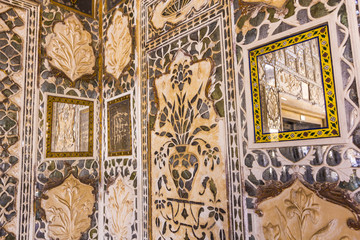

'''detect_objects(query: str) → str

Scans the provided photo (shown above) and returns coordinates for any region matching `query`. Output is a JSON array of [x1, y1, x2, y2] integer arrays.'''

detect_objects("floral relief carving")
[[45, 14, 95, 82], [105, 10, 132, 80], [106, 176, 134, 240], [151, 0, 216, 29], [151, 50, 228, 239], [41, 174, 95, 240], [258, 180, 360, 240]]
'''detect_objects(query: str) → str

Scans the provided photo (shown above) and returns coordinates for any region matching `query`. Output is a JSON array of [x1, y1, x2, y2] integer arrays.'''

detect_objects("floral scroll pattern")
[[151, 50, 228, 239]]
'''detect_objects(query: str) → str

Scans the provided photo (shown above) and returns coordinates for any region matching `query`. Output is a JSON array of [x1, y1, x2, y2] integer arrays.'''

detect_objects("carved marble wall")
[[234, 0, 360, 239], [141, 0, 242, 239], [102, 0, 139, 239], [35, 0, 101, 239], [1, 0, 360, 240]]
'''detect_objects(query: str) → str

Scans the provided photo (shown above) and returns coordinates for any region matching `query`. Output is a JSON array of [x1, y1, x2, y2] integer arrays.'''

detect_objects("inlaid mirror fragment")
[[249, 25, 340, 143], [46, 95, 94, 158]]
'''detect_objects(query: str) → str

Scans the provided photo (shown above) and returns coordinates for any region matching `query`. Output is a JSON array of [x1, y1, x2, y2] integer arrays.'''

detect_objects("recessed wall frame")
[[106, 92, 133, 157], [45, 94, 95, 159], [242, 18, 348, 148]]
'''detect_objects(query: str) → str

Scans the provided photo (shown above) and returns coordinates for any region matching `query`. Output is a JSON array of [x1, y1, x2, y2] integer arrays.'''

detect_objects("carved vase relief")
[[41, 175, 95, 240], [258, 180, 360, 240], [105, 9, 132, 80], [45, 14, 95, 82], [151, 50, 228, 239], [106, 176, 135, 240], [151, 0, 216, 29]]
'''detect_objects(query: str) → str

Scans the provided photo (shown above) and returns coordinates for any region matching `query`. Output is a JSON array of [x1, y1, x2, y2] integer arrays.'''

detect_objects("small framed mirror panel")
[[106, 93, 133, 157], [45, 94, 94, 158], [243, 20, 348, 148]]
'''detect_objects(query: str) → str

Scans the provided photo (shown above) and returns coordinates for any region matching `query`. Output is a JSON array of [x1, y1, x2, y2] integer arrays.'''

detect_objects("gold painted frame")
[[249, 24, 340, 143], [45, 95, 94, 158], [107, 94, 132, 157]]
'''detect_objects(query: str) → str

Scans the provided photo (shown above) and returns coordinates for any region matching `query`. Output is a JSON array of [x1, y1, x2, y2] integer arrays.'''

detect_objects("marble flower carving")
[[41, 175, 95, 240], [105, 10, 132, 79], [106, 177, 134, 240], [45, 15, 95, 82]]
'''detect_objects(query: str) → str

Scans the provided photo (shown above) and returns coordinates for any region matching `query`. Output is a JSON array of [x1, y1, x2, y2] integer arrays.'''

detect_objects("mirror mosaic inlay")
[[45, 95, 94, 158], [249, 24, 340, 143]]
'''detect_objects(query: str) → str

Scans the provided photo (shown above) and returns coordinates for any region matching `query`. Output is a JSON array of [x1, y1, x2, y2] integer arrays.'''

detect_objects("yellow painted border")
[[46, 95, 94, 158], [107, 94, 132, 156], [249, 25, 340, 143]]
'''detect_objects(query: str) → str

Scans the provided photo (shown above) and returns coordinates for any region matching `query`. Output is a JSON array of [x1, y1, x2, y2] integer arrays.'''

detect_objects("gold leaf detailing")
[[151, 0, 215, 29], [106, 177, 134, 240], [45, 15, 95, 82], [41, 175, 95, 240], [105, 10, 132, 79]]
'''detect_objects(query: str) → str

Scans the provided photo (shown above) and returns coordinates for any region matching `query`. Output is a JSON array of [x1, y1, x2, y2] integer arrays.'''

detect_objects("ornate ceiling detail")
[[105, 10, 132, 80], [45, 14, 95, 82], [106, 177, 135, 240], [41, 174, 95, 240]]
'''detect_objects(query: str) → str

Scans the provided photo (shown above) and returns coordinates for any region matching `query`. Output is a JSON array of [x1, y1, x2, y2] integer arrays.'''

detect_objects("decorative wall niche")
[[243, 21, 347, 148], [106, 93, 132, 157], [45, 95, 94, 159]]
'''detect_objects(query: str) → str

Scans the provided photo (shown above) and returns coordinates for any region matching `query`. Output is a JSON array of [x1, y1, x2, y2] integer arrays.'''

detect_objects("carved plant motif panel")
[[150, 50, 229, 239], [234, 0, 360, 238], [36, 1, 100, 239], [103, 0, 136, 94], [102, 1, 139, 240], [45, 14, 96, 82], [257, 180, 360, 239], [35, 160, 99, 239], [50, 0, 95, 18], [105, 176, 135, 240], [104, 9, 132, 80], [142, 1, 242, 237], [144, 0, 221, 42], [41, 174, 95, 240], [107, 94, 132, 156]]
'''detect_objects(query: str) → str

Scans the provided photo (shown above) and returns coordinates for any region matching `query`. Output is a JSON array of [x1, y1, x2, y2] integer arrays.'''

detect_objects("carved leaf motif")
[[107, 177, 134, 240], [45, 15, 95, 82], [105, 10, 132, 79], [41, 175, 95, 240], [151, 0, 213, 29]]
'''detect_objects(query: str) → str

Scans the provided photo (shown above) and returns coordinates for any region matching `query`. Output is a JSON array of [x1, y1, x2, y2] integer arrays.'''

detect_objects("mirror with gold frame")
[[45, 95, 94, 158], [248, 24, 340, 143]]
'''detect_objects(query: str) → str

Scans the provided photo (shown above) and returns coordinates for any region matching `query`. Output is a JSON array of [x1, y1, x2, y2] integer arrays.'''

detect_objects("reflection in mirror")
[[279, 146, 310, 163], [51, 103, 89, 152], [258, 38, 326, 133], [46, 95, 94, 158]]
